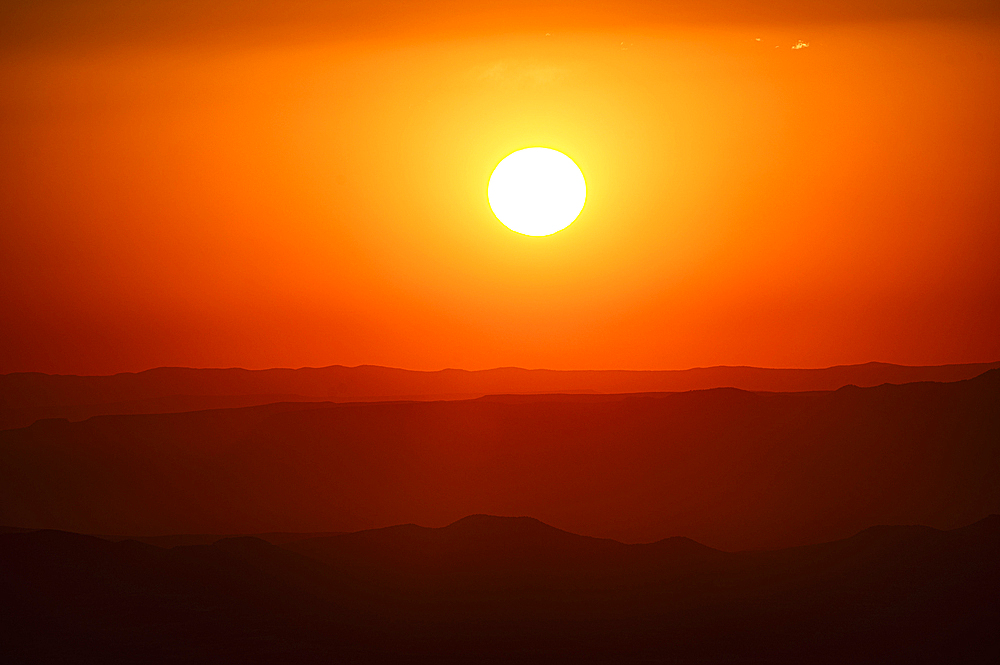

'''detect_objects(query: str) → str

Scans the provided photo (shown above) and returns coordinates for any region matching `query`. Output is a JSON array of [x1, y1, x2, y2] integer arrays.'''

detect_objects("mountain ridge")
[[3, 360, 998, 431], [2, 371, 997, 550], [2, 513, 997, 663]]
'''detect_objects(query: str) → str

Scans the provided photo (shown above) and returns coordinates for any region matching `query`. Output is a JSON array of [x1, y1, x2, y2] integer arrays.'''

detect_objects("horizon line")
[[5, 359, 1000, 378]]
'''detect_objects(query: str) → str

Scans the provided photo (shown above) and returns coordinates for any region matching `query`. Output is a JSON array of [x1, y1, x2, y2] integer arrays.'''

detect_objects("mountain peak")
[[444, 514, 570, 538], [447, 514, 549, 528]]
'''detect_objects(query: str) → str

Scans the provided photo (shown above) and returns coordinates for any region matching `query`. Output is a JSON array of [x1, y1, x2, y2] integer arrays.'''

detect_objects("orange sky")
[[1, 1, 998, 374]]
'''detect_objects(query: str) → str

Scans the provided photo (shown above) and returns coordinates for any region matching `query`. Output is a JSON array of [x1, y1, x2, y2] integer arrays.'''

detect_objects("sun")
[[488, 148, 586, 236]]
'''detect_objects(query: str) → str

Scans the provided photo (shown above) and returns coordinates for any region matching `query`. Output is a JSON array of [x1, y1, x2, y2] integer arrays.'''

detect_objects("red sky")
[[1, 1, 998, 374]]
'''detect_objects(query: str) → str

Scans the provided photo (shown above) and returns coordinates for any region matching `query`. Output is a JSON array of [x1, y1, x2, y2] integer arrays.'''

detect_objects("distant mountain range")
[[2, 514, 997, 663], [1, 360, 997, 430], [2, 369, 997, 550], [3, 364, 996, 661]]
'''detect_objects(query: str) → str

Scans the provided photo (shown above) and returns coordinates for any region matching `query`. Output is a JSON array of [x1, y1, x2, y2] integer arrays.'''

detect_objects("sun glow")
[[488, 148, 587, 236]]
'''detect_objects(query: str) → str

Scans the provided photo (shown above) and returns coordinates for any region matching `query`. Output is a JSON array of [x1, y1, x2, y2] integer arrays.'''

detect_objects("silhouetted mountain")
[[1, 515, 997, 663], [94, 530, 346, 548], [0, 393, 333, 432], [286, 515, 730, 602], [2, 370, 997, 550], [2, 360, 997, 429]]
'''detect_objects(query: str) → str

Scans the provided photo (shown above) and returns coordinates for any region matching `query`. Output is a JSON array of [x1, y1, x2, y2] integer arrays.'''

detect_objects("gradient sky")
[[2, 1, 998, 374]]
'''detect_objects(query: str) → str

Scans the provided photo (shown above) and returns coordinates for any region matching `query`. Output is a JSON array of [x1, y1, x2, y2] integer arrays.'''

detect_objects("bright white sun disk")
[[488, 148, 586, 236]]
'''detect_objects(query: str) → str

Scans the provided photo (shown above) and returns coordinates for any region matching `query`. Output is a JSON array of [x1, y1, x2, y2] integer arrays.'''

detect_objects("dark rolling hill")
[[1, 514, 997, 664], [1, 370, 997, 550], [2, 360, 997, 430]]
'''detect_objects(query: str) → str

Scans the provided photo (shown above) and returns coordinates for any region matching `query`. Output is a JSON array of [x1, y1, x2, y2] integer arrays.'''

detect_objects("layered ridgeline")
[[1, 361, 998, 430], [2, 514, 997, 663], [1, 370, 997, 550]]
